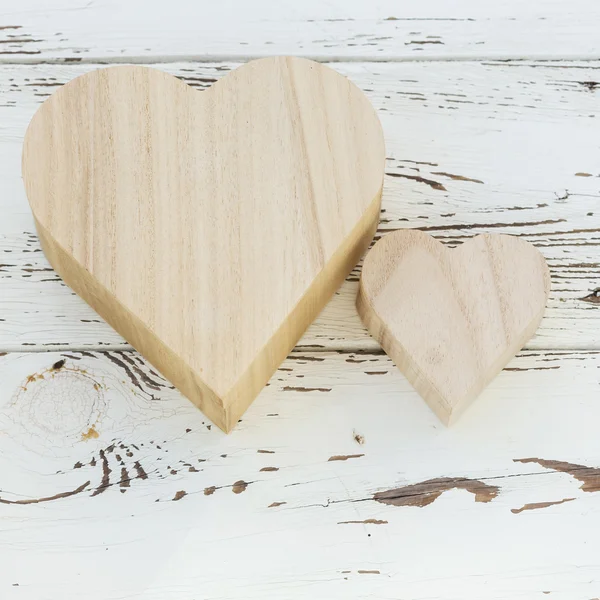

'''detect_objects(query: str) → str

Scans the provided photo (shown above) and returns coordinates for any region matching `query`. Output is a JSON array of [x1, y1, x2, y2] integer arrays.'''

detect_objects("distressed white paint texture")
[[0, 2, 599, 598], [0, 0, 599, 60], [0, 350, 599, 598]]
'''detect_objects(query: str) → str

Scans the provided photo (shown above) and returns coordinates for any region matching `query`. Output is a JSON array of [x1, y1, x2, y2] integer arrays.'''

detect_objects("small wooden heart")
[[358, 230, 550, 424], [23, 57, 385, 432]]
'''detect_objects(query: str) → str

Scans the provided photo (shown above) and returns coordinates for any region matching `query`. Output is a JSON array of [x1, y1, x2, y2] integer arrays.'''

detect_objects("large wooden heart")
[[358, 231, 550, 424], [22, 58, 385, 432]]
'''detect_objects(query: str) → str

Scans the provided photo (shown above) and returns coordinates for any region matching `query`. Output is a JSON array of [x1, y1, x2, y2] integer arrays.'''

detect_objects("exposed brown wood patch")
[[406, 40, 444, 45], [260, 467, 279, 472], [31, 436, 186, 500], [232, 480, 249, 494], [386, 171, 447, 191], [282, 386, 331, 392], [511, 498, 575, 514], [504, 366, 560, 372], [328, 454, 364, 462], [431, 171, 484, 184], [374, 477, 499, 507], [515, 458, 600, 492], [21, 360, 92, 391], [268, 501, 286, 508], [358, 570, 381, 574], [338, 519, 388, 525], [105, 352, 145, 392], [581, 289, 600, 304], [0, 49, 41, 55], [204, 486, 216, 496], [119, 467, 130, 488], [0, 481, 90, 505], [172, 490, 186, 501], [91, 449, 111, 496], [418, 218, 565, 233], [81, 425, 99, 440], [133, 461, 148, 480]]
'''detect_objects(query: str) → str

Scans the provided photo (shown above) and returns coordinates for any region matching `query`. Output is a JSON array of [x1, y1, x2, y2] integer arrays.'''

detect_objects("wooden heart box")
[[358, 230, 551, 424], [22, 57, 386, 432]]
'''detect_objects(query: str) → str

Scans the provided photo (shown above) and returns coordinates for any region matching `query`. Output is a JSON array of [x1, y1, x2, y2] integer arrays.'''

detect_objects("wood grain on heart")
[[22, 57, 385, 432], [358, 231, 550, 424]]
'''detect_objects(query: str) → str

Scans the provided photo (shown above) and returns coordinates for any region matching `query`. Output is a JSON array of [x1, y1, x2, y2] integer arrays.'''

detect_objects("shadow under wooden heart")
[[358, 230, 550, 424], [23, 57, 385, 432]]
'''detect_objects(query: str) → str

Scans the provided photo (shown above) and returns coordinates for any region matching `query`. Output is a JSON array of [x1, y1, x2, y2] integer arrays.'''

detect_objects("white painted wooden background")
[[0, 2, 599, 599]]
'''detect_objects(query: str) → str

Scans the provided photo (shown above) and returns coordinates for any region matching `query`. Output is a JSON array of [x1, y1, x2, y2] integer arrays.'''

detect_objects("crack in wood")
[[431, 171, 484, 184], [385, 171, 447, 191], [328, 454, 364, 462]]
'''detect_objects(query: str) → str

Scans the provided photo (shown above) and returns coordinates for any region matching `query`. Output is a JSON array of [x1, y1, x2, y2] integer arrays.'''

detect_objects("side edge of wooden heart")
[[357, 232, 551, 425], [31, 215, 230, 430], [32, 183, 383, 433], [222, 184, 383, 430]]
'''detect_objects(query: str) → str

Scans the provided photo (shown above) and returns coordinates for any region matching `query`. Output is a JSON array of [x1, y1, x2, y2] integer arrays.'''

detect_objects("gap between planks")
[[1, 345, 378, 354], [2, 346, 599, 355], [1, 54, 600, 66]]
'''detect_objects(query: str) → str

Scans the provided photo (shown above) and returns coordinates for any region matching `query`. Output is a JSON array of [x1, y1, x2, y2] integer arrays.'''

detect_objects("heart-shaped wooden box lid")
[[358, 230, 550, 424], [22, 57, 385, 432]]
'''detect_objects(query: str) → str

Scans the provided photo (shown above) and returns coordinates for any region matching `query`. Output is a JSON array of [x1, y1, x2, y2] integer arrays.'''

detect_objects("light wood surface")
[[21, 58, 385, 432], [358, 231, 550, 423], [1, 2, 599, 598]]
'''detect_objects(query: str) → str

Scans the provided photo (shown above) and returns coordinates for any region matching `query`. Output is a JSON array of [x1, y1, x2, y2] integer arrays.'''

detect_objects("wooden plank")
[[0, 0, 599, 61], [1, 61, 598, 352], [1, 349, 599, 598]]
